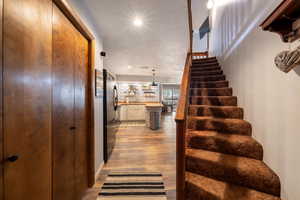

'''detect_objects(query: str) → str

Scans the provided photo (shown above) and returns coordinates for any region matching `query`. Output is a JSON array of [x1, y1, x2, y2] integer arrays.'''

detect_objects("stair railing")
[[175, 52, 192, 200]]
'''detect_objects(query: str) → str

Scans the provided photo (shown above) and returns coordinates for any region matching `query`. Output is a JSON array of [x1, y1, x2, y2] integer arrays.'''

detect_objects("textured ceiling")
[[70, 0, 189, 81]]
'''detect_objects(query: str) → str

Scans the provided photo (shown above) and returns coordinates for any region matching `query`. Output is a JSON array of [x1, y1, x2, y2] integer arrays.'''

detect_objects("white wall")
[[209, 0, 300, 199], [191, 0, 209, 52], [193, 31, 208, 52], [68, 0, 105, 178], [210, 0, 282, 58]]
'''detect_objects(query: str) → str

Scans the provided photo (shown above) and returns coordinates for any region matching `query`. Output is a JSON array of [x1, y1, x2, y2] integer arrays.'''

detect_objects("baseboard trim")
[[95, 161, 104, 181]]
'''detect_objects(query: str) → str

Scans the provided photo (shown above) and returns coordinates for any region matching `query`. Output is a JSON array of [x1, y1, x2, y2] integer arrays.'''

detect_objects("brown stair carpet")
[[185, 58, 281, 200], [191, 66, 222, 72], [190, 80, 229, 88]]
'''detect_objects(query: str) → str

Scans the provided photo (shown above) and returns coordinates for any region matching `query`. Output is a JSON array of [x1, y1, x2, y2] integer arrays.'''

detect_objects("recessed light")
[[128, 65, 133, 69], [207, 0, 214, 9], [133, 17, 143, 27]]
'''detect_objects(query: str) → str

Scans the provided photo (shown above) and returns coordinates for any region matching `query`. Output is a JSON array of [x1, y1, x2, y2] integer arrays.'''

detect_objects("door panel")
[[0, 0, 3, 198], [52, 4, 76, 200], [52, 4, 89, 200], [3, 0, 52, 199], [74, 26, 89, 197]]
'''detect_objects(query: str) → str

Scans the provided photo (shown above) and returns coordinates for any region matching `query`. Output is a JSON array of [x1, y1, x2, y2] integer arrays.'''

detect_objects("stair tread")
[[191, 75, 226, 82], [190, 96, 238, 106], [190, 80, 228, 84], [190, 95, 237, 98], [191, 67, 221, 72], [190, 82, 229, 89], [186, 149, 280, 196], [192, 70, 223, 75], [191, 74, 225, 78], [190, 87, 232, 90], [192, 62, 219, 65], [188, 116, 249, 123], [193, 60, 218, 64], [187, 130, 263, 160], [188, 105, 243, 119], [190, 88, 233, 97], [186, 172, 281, 200], [189, 105, 239, 108], [188, 116, 252, 135]]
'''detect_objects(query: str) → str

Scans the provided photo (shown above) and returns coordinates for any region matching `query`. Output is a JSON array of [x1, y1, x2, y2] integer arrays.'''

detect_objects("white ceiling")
[[70, 0, 189, 81]]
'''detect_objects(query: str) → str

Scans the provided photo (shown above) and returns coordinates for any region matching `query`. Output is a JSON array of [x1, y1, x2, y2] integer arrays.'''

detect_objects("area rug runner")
[[98, 172, 167, 200]]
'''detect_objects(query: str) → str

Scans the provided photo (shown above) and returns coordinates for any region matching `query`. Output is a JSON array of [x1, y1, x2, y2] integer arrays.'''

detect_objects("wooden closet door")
[[52, 4, 89, 200], [52, 4, 76, 200], [3, 0, 52, 199], [74, 27, 89, 198]]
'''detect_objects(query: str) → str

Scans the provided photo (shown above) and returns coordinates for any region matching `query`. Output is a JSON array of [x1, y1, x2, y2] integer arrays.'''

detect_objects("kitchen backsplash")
[[118, 82, 160, 102]]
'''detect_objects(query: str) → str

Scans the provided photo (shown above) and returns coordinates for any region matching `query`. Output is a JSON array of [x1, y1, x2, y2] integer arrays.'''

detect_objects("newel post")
[[176, 119, 186, 200]]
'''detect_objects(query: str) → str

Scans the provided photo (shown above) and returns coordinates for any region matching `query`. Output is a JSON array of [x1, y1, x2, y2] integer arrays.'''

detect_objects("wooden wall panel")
[[3, 0, 52, 199]]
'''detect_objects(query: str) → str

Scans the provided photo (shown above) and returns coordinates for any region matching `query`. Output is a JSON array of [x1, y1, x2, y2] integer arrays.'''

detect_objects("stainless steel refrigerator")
[[103, 69, 119, 163]]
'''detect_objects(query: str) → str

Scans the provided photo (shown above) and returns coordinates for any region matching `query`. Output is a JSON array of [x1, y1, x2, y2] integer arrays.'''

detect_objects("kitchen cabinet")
[[119, 105, 146, 121]]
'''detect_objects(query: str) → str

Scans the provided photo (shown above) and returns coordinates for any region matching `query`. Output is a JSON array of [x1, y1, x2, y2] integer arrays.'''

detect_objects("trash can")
[[150, 111, 160, 130]]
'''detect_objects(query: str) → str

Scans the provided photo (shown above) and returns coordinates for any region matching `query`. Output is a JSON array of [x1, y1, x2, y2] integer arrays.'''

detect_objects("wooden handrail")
[[187, 0, 193, 53], [176, 53, 192, 121], [175, 53, 192, 200]]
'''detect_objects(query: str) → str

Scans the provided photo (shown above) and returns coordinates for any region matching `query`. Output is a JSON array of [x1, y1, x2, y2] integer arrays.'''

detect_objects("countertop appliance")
[[103, 69, 120, 163]]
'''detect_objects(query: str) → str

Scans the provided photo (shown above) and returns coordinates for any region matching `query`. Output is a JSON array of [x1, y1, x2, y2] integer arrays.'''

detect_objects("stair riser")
[[192, 62, 219, 66], [186, 156, 280, 196], [190, 81, 229, 88], [188, 119, 252, 135], [192, 65, 220, 69], [190, 88, 232, 96], [188, 134, 263, 160], [188, 106, 243, 119], [193, 58, 217, 62], [192, 70, 223, 76], [191, 75, 226, 82], [190, 97, 238, 106], [191, 67, 221, 72], [193, 57, 216, 61], [185, 182, 218, 200]]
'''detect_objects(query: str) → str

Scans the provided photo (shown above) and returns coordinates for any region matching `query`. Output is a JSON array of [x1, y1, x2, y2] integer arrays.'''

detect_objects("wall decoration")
[[95, 69, 103, 97], [275, 45, 300, 73]]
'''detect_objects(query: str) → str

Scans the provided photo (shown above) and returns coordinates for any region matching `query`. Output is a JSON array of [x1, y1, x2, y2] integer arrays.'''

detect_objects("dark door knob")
[[70, 126, 76, 130], [6, 155, 19, 162]]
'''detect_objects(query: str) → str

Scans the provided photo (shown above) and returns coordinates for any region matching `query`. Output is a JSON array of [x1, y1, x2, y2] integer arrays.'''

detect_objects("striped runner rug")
[[98, 172, 167, 200]]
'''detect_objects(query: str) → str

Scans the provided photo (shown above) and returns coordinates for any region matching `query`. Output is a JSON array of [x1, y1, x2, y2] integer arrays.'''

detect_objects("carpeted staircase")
[[185, 57, 282, 200]]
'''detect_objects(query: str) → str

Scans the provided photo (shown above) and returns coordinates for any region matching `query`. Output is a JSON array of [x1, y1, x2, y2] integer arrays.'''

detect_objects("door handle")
[[70, 126, 76, 130], [6, 155, 19, 163]]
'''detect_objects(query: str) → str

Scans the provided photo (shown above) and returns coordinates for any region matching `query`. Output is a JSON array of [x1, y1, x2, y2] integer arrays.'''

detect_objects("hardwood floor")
[[83, 113, 176, 200]]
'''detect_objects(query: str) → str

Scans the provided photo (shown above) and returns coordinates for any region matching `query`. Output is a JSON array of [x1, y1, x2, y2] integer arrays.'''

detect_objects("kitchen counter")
[[118, 102, 163, 129], [118, 102, 163, 107]]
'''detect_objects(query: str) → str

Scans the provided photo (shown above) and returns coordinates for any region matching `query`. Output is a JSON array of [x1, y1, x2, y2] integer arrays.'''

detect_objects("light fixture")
[[133, 17, 143, 27], [207, 0, 214, 9], [151, 69, 158, 86], [128, 65, 133, 69]]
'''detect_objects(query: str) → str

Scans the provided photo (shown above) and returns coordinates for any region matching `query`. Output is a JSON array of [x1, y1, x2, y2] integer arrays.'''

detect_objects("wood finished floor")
[[83, 113, 176, 200]]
